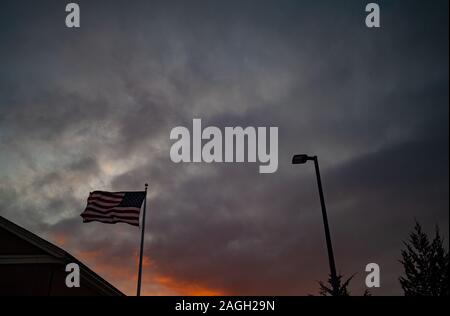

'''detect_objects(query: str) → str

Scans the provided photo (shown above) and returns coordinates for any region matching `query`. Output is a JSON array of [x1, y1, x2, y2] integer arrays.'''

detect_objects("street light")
[[292, 154, 340, 296]]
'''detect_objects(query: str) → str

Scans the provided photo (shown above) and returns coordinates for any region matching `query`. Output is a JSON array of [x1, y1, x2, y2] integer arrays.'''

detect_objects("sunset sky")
[[0, 0, 448, 295]]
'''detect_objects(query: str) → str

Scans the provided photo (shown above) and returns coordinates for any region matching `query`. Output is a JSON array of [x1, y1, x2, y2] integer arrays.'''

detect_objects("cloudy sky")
[[0, 0, 448, 295]]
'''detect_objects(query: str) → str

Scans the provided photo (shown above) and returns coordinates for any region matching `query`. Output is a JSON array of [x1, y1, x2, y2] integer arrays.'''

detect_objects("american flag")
[[81, 191, 146, 227]]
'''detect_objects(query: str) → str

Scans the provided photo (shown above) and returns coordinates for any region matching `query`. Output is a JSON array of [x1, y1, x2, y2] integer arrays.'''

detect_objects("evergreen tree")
[[399, 222, 449, 296], [319, 274, 354, 296]]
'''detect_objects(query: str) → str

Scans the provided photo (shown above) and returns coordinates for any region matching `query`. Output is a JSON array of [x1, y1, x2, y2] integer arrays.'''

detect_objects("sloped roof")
[[0, 215, 124, 296]]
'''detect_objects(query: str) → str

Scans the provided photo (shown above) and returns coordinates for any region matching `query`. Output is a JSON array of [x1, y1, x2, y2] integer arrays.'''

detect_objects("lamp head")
[[292, 154, 312, 164]]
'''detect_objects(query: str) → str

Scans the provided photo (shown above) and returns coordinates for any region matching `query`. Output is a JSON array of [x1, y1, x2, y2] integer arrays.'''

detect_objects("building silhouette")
[[0, 216, 123, 296]]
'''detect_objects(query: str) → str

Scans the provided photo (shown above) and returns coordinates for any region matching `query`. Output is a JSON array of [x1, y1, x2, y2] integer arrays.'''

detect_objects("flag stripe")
[[81, 213, 139, 221], [89, 194, 124, 202], [83, 217, 139, 226], [87, 200, 121, 208], [83, 209, 140, 217], [91, 191, 126, 198], [88, 195, 124, 203], [82, 212, 140, 220], [84, 205, 141, 214]]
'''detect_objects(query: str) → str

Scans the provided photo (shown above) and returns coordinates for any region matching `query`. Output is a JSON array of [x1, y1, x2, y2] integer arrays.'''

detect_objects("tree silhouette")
[[319, 274, 353, 296], [399, 222, 449, 296], [318, 273, 371, 296]]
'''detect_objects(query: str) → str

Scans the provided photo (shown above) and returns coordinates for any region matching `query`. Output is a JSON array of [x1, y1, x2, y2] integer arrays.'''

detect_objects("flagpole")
[[137, 183, 148, 296]]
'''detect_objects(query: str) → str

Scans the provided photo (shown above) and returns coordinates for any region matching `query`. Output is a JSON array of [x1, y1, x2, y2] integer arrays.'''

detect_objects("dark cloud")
[[0, 0, 448, 295]]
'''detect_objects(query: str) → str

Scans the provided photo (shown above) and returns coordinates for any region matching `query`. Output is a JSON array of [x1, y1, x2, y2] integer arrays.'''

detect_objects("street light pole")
[[312, 156, 339, 296], [292, 154, 339, 296]]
